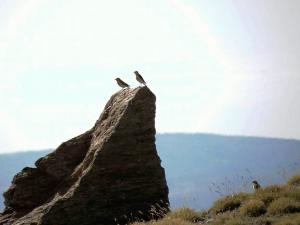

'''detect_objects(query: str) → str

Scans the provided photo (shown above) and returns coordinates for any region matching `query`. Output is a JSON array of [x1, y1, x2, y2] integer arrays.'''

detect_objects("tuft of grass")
[[223, 217, 271, 225], [268, 197, 300, 215], [223, 217, 246, 225], [210, 193, 248, 214], [240, 199, 266, 217], [168, 207, 204, 222], [131, 208, 204, 225], [130, 174, 300, 225], [131, 217, 194, 225], [273, 213, 300, 225], [287, 175, 300, 186], [253, 185, 284, 206], [285, 187, 300, 201]]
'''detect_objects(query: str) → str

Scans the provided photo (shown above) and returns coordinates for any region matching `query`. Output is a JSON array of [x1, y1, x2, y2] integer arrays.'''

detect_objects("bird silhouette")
[[134, 71, 147, 86], [115, 78, 130, 88], [252, 180, 261, 191]]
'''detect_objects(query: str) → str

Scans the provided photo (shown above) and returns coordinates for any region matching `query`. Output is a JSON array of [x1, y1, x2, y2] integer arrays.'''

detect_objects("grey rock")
[[0, 87, 169, 225]]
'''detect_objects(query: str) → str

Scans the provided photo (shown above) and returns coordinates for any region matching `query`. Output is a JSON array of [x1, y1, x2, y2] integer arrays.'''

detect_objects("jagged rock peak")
[[0, 87, 169, 225]]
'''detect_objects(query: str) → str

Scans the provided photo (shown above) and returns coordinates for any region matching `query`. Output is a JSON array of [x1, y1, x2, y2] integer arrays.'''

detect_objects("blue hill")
[[0, 133, 299, 210]]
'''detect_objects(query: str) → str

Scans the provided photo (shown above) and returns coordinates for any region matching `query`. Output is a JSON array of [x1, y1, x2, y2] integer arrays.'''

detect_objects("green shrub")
[[240, 199, 266, 217], [210, 194, 247, 214], [268, 197, 300, 215], [168, 207, 204, 222], [287, 175, 300, 186]]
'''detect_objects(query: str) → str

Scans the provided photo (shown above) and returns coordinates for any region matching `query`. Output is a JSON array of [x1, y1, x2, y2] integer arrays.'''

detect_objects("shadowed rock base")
[[0, 87, 169, 225]]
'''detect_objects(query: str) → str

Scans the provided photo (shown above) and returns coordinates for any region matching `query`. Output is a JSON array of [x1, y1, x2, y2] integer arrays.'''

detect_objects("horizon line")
[[1, 132, 299, 154]]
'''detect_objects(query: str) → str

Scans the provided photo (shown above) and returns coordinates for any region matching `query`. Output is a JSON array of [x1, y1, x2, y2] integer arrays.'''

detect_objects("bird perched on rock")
[[134, 71, 147, 86], [115, 78, 130, 88], [252, 180, 261, 191]]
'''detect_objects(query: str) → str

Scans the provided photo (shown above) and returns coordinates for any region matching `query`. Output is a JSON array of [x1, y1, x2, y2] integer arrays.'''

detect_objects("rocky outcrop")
[[0, 87, 169, 225]]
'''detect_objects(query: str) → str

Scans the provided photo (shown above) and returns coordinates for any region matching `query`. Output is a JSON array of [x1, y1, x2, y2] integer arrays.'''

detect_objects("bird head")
[[252, 180, 258, 184], [115, 78, 119, 81], [134, 71, 139, 75]]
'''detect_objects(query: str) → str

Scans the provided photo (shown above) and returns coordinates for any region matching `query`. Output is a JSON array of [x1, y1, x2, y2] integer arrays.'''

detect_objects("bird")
[[115, 78, 130, 89], [134, 71, 147, 86], [252, 180, 261, 191]]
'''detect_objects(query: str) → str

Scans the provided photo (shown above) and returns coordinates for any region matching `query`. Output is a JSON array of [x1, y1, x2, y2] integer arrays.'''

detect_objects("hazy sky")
[[1, 0, 300, 152]]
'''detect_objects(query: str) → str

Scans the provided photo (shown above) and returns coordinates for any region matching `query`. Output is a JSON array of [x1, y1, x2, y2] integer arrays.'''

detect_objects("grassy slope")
[[131, 175, 300, 225]]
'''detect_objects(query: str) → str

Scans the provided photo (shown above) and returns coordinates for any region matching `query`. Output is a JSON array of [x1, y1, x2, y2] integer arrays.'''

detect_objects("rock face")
[[0, 87, 169, 225]]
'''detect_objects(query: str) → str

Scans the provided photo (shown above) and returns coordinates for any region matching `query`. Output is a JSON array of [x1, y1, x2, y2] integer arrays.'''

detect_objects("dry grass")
[[268, 197, 300, 215], [129, 174, 300, 225], [286, 187, 300, 201], [287, 175, 300, 186], [274, 218, 296, 225], [240, 199, 266, 217], [130, 208, 204, 225], [253, 185, 284, 206], [210, 193, 247, 214], [167, 207, 204, 222], [131, 217, 194, 225], [272, 213, 300, 225]]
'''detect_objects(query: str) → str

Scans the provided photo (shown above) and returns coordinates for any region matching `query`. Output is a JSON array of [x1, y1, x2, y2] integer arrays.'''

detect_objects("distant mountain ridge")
[[0, 133, 300, 210]]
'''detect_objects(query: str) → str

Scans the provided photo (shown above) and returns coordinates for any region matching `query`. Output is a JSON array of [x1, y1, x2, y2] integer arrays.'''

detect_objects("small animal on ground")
[[252, 180, 261, 191]]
